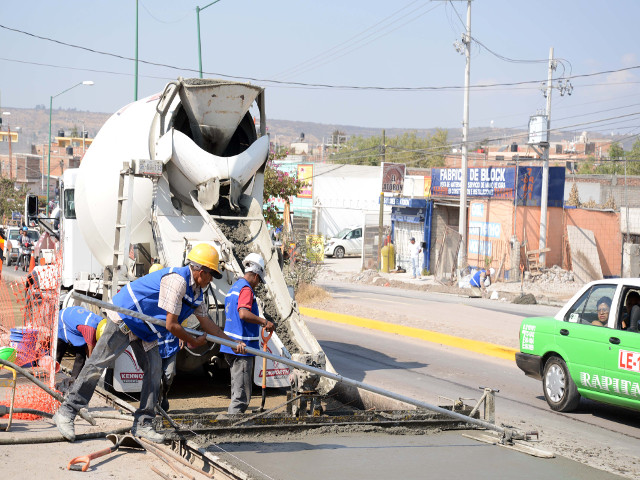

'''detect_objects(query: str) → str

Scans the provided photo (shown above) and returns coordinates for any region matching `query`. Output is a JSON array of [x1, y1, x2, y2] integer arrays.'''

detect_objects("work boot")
[[53, 410, 76, 442], [160, 397, 170, 413], [131, 423, 166, 444]]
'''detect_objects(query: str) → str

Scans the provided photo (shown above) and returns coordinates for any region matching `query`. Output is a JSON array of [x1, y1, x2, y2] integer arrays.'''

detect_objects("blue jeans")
[[58, 319, 162, 428], [411, 257, 421, 278]]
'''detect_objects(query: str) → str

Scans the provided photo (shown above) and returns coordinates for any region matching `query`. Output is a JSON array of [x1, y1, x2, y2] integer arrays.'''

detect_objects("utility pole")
[[457, 0, 472, 271], [134, 0, 139, 101], [538, 47, 555, 267], [378, 129, 386, 270]]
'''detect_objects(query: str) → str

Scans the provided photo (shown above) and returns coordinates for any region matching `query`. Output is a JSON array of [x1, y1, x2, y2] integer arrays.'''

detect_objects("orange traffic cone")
[[29, 255, 35, 272]]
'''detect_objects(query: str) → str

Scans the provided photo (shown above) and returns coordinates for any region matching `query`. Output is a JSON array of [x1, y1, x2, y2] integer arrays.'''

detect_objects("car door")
[[602, 285, 640, 409], [346, 228, 362, 255], [560, 283, 618, 396]]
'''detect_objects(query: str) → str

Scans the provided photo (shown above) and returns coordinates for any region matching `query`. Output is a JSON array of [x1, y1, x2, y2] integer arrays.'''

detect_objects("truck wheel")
[[335, 246, 345, 259], [542, 356, 580, 412]]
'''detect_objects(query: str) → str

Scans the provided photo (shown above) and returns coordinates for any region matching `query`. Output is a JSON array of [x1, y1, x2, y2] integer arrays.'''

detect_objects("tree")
[[0, 178, 28, 223], [609, 142, 624, 160], [262, 150, 306, 228], [331, 130, 449, 167]]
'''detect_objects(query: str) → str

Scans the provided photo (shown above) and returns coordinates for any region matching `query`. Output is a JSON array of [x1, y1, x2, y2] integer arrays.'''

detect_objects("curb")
[[299, 306, 518, 362]]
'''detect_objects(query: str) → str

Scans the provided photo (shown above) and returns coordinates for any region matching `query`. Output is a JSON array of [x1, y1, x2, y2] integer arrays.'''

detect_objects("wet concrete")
[[204, 430, 626, 480]]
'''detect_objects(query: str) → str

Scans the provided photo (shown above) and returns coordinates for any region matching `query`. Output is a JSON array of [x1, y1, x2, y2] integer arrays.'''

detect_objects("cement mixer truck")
[[56, 78, 332, 392]]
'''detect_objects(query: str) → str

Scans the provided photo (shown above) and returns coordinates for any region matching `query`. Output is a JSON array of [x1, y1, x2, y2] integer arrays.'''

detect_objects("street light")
[[196, 0, 222, 79], [47, 81, 94, 215]]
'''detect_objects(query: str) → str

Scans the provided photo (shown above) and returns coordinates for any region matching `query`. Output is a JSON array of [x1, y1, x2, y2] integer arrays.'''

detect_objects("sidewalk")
[[318, 257, 579, 307]]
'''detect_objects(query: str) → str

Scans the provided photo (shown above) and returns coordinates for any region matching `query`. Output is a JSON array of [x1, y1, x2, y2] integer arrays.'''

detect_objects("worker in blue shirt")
[[56, 306, 104, 380]]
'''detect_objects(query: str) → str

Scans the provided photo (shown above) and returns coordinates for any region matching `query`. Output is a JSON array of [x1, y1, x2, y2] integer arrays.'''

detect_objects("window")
[[353, 229, 362, 239], [565, 284, 616, 327], [64, 189, 76, 219]]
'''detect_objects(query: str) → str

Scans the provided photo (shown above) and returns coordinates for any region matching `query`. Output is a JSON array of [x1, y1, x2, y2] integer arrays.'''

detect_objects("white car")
[[324, 227, 363, 258]]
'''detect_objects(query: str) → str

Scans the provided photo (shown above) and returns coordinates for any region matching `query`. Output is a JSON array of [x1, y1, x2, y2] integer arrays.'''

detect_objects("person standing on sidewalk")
[[221, 253, 275, 414], [409, 237, 422, 279], [53, 244, 246, 443]]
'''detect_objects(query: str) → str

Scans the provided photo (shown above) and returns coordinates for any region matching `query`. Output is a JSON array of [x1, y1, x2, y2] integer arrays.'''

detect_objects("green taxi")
[[516, 279, 640, 412]]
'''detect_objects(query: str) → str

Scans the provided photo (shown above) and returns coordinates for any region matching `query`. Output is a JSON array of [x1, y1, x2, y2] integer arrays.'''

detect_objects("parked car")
[[324, 227, 363, 258], [3, 227, 40, 266], [516, 278, 640, 412]]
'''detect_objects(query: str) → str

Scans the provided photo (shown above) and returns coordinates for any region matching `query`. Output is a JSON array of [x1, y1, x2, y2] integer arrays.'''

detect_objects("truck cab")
[[60, 169, 103, 292]]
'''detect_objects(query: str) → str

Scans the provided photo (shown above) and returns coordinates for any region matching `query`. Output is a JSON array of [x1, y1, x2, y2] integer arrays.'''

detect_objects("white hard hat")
[[489, 268, 495, 276], [243, 253, 265, 282]]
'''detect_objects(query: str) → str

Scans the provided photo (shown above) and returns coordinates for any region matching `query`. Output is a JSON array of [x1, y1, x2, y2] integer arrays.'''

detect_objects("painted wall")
[[468, 199, 514, 273], [514, 206, 564, 268], [564, 208, 621, 277]]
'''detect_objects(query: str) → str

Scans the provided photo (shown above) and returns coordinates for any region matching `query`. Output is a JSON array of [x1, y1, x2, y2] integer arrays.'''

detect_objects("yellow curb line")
[[300, 307, 517, 362]]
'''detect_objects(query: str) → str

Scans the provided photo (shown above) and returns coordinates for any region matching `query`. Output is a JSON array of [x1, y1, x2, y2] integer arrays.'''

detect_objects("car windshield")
[[8, 230, 19, 240], [335, 228, 351, 239], [27, 231, 39, 242]]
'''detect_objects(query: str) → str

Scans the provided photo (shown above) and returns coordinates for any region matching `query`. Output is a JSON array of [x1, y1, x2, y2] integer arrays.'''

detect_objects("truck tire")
[[334, 246, 345, 259], [542, 356, 580, 412]]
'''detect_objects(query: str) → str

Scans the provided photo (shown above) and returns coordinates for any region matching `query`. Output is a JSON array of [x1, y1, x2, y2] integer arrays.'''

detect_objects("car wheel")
[[335, 246, 345, 259], [542, 356, 580, 412]]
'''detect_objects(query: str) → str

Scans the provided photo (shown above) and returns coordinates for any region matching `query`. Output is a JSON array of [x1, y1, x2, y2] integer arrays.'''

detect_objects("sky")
[[1, 0, 640, 139]]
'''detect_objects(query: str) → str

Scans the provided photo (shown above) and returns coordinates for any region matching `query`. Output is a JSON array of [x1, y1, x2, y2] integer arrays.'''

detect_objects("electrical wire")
[[2, 23, 639, 92], [272, 0, 427, 79]]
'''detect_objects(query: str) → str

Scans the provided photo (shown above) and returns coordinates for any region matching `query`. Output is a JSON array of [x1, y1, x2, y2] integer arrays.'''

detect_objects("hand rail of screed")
[[70, 291, 507, 436]]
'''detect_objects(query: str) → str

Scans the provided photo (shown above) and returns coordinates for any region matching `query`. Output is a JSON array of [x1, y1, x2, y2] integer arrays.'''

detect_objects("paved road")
[[300, 281, 640, 479]]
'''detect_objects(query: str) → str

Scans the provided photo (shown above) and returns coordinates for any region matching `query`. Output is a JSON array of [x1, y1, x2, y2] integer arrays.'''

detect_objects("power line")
[[2, 23, 639, 92]]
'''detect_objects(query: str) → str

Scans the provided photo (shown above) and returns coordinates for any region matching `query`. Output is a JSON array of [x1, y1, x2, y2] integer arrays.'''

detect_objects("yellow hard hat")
[[186, 243, 222, 279], [149, 263, 163, 274], [96, 318, 107, 341]]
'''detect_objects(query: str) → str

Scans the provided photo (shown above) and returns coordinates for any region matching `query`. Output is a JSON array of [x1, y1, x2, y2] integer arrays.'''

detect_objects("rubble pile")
[[525, 265, 576, 285], [350, 269, 383, 284]]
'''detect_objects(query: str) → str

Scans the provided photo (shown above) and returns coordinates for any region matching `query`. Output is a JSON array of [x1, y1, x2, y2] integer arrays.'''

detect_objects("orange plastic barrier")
[[0, 249, 62, 420]]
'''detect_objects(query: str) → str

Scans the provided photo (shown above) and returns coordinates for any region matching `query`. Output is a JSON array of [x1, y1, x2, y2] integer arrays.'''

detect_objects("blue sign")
[[516, 166, 565, 207], [431, 167, 516, 198], [11, 211, 21, 221]]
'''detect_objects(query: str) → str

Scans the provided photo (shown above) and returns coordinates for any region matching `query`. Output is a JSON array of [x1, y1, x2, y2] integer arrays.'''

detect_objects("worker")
[[148, 262, 179, 412], [221, 253, 275, 414], [56, 306, 104, 380], [470, 267, 495, 295], [0, 227, 5, 263], [54, 243, 246, 444]]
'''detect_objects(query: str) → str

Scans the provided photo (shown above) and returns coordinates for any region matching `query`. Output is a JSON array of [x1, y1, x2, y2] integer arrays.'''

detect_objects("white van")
[[324, 226, 363, 258]]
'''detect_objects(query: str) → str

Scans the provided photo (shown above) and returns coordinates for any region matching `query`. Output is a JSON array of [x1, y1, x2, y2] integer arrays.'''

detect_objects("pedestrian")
[[409, 237, 422, 279], [53, 243, 246, 443], [56, 306, 104, 380], [14, 226, 31, 271], [221, 253, 275, 414]]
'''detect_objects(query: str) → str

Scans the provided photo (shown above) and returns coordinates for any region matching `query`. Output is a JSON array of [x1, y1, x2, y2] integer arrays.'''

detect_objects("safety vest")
[[58, 306, 102, 347], [113, 266, 203, 343], [221, 278, 260, 356], [470, 269, 486, 287], [158, 333, 180, 359]]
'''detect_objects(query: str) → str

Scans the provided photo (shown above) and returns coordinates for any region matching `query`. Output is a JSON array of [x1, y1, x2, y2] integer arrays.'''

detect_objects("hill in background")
[[0, 106, 624, 155]]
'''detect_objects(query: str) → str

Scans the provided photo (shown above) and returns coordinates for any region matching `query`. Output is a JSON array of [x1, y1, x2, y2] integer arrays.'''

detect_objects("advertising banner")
[[431, 167, 516, 198], [297, 164, 313, 198], [516, 166, 565, 208], [381, 162, 406, 194]]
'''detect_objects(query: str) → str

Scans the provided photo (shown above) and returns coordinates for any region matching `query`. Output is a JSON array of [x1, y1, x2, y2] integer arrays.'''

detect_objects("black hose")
[[0, 357, 96, 426], [0, 426, 133, 445]]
